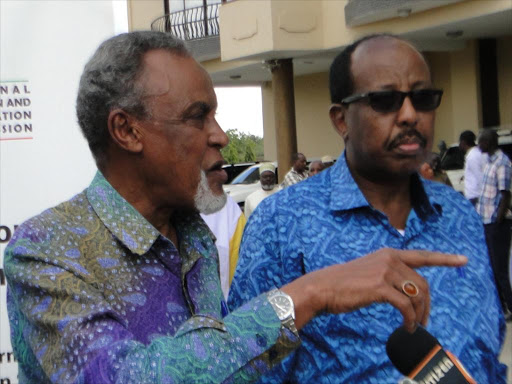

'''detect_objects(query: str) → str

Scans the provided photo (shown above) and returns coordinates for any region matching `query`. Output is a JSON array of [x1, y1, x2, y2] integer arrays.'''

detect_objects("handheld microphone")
[[386, 326, 476, 384]]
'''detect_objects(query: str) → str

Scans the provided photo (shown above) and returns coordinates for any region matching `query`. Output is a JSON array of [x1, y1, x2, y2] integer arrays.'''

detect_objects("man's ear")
[[107, 109, 144, 153], [329, 104, 349, 142]]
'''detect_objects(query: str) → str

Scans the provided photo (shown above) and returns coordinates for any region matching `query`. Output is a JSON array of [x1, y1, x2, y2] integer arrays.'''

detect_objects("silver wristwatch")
[[267, 289, 298, 335]]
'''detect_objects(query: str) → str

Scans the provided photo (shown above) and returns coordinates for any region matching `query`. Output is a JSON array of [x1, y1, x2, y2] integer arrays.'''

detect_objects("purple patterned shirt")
[[5, 171, 299, 383]]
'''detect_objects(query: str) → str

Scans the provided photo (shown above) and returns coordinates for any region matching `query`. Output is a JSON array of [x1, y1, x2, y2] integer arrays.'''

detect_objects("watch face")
[[271, 294, 292, 318]]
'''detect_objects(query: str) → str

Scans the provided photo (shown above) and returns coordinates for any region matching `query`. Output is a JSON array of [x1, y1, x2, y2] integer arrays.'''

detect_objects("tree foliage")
[[221, 129, 264, 164]]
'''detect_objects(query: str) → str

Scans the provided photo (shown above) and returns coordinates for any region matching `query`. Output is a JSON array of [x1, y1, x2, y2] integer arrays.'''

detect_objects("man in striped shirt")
[[281, 152, 308, 188], [477, 129, 512, 318]]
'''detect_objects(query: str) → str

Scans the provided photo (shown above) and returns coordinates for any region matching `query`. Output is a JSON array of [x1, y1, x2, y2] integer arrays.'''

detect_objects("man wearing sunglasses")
[[229, 34, 506, 383], [3, 31, 471, 384]]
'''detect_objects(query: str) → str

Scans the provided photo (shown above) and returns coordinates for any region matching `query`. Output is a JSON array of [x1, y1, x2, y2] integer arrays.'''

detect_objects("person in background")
[[419, 160, 435, 180], [477, 129, 512, 320], [460, 130, 486, 206], [201, 194, 246, 300], [281, 152, 308, 188], [229, 34, 506, 383], [419, 152, 452, 187], [244, 163, 279, 218], [321, 154, 335, 168], [4, 31, 467, 383], [308, 160, 325, 176]]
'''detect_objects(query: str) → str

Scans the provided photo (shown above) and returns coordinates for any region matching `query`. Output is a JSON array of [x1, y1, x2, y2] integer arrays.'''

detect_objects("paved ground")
[[500, 322, 512, 383]]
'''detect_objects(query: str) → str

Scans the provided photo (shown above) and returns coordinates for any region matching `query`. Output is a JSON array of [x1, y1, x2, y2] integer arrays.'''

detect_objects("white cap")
[[321, 155, 334, 163], [259, 163, 276, 174]]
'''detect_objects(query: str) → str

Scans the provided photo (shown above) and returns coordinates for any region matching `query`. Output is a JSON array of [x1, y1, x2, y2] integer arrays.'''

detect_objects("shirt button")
[[256, 334, 267, 348]]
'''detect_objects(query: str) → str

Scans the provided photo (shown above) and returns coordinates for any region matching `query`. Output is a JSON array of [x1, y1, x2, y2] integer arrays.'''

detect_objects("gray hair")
[[76, 31, 190, 165]]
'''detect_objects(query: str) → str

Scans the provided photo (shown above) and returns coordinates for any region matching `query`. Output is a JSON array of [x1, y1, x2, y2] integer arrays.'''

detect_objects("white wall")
[[0, 1, 126, 382]]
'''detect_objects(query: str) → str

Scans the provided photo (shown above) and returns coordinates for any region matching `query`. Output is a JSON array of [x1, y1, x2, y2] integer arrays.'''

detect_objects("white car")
[[223, 162, 278, 209]]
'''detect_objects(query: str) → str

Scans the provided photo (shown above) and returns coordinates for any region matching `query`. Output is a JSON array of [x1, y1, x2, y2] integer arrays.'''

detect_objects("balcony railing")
[[151, 3, 220, 41]]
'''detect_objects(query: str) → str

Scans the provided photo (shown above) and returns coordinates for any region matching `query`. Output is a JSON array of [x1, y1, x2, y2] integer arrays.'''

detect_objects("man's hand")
[[281, 248, 467, 332], [496, 190, 511, 224]]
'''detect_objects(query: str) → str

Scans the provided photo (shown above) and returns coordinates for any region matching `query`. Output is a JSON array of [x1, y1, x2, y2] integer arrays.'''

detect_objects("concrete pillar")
[[270, 59, 297, 183]]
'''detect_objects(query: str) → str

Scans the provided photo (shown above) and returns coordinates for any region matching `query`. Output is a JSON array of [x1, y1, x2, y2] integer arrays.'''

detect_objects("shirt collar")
[[488, 149, 503, 163], [174, 210, 217, 274], [291, 167, 307, 177], [87, 171, 160, 255], [329, 153, 368, 212], [328, 152, 440, 220]]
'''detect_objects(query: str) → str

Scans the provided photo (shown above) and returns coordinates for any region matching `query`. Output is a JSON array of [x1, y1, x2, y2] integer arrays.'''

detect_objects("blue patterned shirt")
[[5, 171, 299, 384], [229, 153, 507, 384], [476, 149, 512, 224]]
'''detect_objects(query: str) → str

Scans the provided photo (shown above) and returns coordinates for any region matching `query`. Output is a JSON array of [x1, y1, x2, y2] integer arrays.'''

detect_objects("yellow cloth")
[[229, 213, 246, 286], [200, 195, 246, 300]]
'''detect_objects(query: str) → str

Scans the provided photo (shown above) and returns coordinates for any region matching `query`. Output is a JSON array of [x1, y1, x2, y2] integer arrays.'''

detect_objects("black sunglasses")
[[341, 89, 443, 113]]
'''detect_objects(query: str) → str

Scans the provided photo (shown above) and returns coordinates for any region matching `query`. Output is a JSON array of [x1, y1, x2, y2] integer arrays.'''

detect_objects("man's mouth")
[[397, 141, 421, 152], [206, 161, 228, 183], [388, 131, 427, 155]]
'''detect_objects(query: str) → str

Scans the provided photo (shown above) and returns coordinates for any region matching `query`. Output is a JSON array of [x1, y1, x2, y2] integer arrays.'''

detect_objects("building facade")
[[129, 0, 512, 175]]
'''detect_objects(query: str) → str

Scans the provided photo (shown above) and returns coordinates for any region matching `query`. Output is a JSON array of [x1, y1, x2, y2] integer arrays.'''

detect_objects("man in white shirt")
[[460, 130, 486, 205], [244, 163, 279, 218]]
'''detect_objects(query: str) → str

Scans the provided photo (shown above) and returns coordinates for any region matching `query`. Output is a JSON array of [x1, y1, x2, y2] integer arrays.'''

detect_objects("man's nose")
[[396, 96, 419, 128], [209, 118, 229, 149]]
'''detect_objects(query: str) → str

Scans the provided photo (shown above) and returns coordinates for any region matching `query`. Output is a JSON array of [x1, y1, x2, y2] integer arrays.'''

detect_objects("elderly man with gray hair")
[[5, 31, 467, 384]]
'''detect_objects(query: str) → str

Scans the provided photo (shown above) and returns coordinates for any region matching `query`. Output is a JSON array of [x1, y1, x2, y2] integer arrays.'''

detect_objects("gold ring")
[[402, 280, 419, 298]]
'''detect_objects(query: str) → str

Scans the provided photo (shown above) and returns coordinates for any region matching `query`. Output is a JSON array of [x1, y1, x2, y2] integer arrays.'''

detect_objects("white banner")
[[0, 1, 127, 382]]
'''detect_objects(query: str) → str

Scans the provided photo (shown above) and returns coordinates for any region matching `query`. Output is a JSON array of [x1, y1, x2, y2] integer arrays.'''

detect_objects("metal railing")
[[151, 3, 220, 41]]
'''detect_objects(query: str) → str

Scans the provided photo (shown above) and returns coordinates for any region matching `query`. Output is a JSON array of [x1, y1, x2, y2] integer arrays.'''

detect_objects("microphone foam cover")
[[386, 326, 440, 376]]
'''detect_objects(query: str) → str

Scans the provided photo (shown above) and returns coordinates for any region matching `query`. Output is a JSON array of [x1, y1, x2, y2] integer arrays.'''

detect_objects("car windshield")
[[229, 166, 260, 185], [441, 146, 465, 170]]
